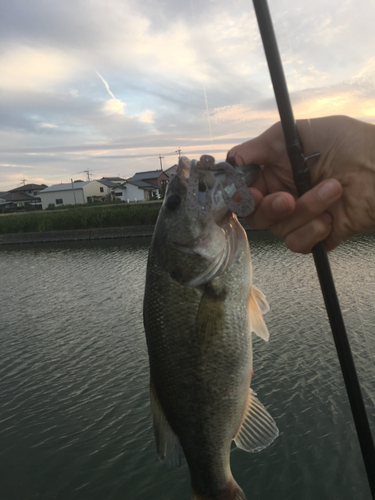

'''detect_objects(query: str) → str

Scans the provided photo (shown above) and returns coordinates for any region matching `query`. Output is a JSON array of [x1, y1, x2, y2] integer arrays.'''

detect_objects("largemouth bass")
[[143, 155, 278, 500]]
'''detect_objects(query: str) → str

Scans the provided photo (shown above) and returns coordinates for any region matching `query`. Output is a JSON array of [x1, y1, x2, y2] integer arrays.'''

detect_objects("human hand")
[[227, 116, 375, 253]]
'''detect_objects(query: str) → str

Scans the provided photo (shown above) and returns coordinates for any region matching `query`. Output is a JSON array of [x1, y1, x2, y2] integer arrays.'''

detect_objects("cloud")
[[0, 44, 79, 92], [294, 87, 375, 121], [39, 123, 59, 129], [210, 104, 277, 124], [138, 110, 155, 124], [103, 99, 126, 115], [96, 71, 126, 115], [1, 0, 375, 189]]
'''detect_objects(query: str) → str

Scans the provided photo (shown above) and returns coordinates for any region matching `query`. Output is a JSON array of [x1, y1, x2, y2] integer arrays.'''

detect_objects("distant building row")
[[0, 167, 177, 211]]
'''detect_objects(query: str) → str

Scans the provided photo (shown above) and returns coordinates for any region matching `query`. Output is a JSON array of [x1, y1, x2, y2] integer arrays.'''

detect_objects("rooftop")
[[126, 179, 156, 190], [10, 184, 48, 193], [100, 176, 126, 182], [164, 164, 178, 177], [97, 180, 120, 188], [1, 192, 37, 202], [40, 182, 91, 193], [129, 170, 164, 182]]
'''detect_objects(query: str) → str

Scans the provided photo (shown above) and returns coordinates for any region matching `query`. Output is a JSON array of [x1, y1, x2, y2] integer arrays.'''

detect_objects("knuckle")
[[284, 217, 331, 254], [285, 234, 311, 254], [269, 222, 288, 239]]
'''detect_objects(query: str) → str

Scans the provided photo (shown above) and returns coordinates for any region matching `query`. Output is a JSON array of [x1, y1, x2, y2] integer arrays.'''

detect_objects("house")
[[125, 169, 168, 201], [112, 184, 127, 201], [10, 184, 48, 197], [0, 191, 39, 212], [163, 164, 178, 178], [100, 176, 127, 185], [5, 183, 48, 210], [39, 181, 111, 209], [97, 180, 127, 201]]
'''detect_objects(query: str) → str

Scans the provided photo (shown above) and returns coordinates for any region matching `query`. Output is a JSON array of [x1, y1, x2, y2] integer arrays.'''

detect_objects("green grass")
[[0, 203, 162, 234]]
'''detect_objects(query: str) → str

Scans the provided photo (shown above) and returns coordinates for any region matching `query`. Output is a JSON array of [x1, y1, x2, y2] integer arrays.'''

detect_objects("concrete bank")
[[0, 225, 155, 245], [0, 220, 253, 246]]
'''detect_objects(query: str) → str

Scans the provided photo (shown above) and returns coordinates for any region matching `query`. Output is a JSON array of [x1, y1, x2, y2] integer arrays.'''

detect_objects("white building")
[[97, 180, 127, 201], [125, 170, 168, 201], [39, 181, 110, 209], [112, 184, 127, 201], [123, 181, 147, 202]]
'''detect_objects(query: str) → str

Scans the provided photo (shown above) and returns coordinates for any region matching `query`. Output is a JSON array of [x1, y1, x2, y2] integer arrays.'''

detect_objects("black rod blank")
[[252, 0, 375, 497]]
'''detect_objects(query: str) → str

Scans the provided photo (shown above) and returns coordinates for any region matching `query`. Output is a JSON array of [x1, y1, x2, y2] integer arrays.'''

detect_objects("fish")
[[143, 155, 279, 500]]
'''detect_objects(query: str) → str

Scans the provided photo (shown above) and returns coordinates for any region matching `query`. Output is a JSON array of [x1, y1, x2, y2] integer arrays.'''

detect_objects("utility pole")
[[84, 169, 91, 181], [71, 179, 77, 205], [175, 148, 181, 161], [159, 155, 164, 171], [20, 177, 27, 186]]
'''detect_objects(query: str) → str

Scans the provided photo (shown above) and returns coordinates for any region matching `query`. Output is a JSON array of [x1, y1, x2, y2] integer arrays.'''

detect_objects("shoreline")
[[0, 225, 156, 245], [0, 220, 254, 246]]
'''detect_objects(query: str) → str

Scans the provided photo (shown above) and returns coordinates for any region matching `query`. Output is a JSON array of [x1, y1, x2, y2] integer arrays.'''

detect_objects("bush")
[[0, 203, 162, 234]]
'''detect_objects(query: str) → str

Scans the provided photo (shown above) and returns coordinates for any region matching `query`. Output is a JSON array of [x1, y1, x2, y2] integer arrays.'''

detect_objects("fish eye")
[[165, 194, 181, 211]]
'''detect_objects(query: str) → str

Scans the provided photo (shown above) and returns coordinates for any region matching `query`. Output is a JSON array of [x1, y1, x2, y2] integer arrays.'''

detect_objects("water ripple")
[[0, 235, 374, 499]]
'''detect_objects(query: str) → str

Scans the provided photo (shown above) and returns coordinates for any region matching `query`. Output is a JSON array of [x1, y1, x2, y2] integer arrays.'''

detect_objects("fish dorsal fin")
[[249, 285, 270, 341], [150, 379, 183, 469], [234, 388, 279, 452]]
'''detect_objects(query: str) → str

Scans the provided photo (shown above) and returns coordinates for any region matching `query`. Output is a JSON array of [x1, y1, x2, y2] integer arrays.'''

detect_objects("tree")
[[159, 180, 167, 199]]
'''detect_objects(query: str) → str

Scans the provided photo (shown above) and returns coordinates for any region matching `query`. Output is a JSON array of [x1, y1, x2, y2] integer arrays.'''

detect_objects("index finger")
[[227, 122, 288, 167]]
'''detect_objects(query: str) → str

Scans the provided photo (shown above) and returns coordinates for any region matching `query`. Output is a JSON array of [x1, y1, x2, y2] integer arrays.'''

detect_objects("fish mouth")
[[177, 155, 259, 219]]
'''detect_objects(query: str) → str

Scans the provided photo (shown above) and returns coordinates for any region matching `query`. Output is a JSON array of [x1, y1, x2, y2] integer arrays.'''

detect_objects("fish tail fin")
[[191, 479, 247, 499]]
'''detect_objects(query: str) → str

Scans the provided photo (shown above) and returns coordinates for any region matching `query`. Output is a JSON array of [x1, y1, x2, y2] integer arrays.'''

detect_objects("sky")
[[1, 0, 375, 190]]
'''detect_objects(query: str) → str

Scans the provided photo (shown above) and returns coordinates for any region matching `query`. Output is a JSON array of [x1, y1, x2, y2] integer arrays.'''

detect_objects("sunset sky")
[[1, 0, 375, 190]]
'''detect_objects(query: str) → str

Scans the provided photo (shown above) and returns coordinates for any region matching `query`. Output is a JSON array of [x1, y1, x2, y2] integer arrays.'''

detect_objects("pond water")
[[0, 232, 374, 500]]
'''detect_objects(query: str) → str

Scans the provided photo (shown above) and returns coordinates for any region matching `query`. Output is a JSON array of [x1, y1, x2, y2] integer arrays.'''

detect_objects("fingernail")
[[272, 194, 290, 213], [317, 179, 340, 201]]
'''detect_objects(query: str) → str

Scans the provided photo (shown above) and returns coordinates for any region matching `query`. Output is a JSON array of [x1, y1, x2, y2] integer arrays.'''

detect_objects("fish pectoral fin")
[[150, 379, 183, 469], [249, 286, 270, 341], [234, 388, 279, 453], [251, 285, 270, 315]]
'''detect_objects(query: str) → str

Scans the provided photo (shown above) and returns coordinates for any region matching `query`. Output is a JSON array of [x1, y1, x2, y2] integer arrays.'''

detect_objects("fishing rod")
[[251, 1, 375, 497]]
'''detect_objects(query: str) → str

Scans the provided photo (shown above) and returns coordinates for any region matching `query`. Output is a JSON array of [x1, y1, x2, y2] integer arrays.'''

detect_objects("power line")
[[0, 146, 187, 191]]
